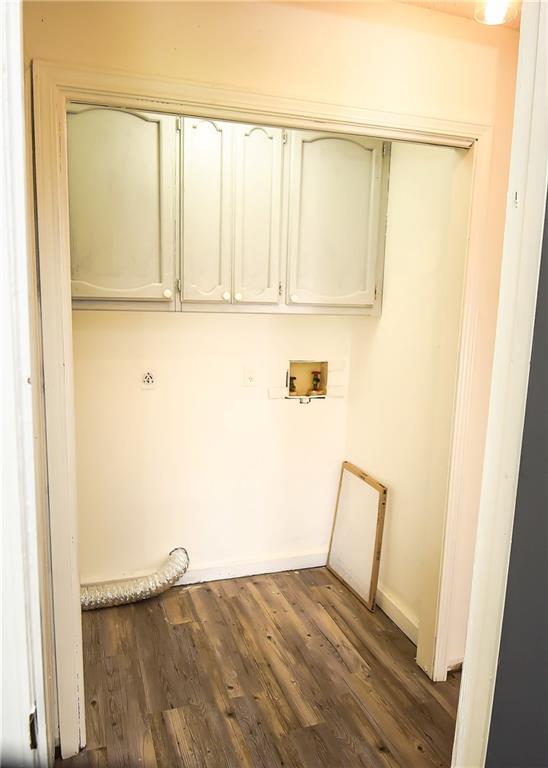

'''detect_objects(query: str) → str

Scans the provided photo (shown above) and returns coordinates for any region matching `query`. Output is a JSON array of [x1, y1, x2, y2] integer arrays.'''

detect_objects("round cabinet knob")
[[163, 288, 173, 299], [235, 292, 242, 302], [291, 294, 299, 303], [222, 291, 231, 301]]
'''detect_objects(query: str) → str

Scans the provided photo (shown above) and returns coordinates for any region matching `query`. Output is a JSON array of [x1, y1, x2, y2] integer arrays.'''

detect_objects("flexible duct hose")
[[80, 547, 190, 611]]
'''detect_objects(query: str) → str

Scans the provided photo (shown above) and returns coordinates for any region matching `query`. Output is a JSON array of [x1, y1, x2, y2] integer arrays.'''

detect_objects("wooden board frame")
[[327, 460, 388, 612]]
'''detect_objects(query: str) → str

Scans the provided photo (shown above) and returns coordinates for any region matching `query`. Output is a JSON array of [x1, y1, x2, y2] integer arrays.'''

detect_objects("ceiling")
[[398, 0, 521, 29]]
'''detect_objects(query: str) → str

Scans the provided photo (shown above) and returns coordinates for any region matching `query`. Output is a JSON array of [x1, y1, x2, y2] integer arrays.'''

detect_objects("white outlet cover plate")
[[327, 385, 345, 398], [244, 366, 257, 386], [268, 386, 286, 399]]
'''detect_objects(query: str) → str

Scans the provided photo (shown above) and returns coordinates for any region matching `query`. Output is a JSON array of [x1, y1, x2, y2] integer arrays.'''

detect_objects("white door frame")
[[452, 2, 548, 765], [1, 2, 50, 765], [31, 55, 510, 757]]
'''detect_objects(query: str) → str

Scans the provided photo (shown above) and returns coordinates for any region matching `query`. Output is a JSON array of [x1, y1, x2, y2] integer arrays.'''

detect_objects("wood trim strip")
[[342, 460, 388, 494], [33, 60, 484, 148], [369, 485, 388, 610]]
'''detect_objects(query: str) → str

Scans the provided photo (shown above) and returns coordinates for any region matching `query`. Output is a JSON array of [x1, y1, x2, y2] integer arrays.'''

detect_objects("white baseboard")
[[376, 585, 419, 645], [177, 550, 329, 586]]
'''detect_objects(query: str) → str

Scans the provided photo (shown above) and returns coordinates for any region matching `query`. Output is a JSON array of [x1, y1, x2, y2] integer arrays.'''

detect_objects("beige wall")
[[24, 1, 518, 660], [70, 142, 468, 607], [346, 142, 471, 643], [71, 312, 351, 582]]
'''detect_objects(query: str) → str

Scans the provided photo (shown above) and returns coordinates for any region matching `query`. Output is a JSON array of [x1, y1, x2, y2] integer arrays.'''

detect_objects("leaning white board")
[[328, 461, 387, 611]]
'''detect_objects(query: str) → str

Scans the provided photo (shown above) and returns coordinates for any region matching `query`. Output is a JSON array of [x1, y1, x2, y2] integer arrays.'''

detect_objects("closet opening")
[[33, 63, 487, 765]]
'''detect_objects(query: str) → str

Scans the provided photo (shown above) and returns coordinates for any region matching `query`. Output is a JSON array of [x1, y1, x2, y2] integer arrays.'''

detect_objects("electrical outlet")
[[244, 366, 257, 387], [141, 371, 157, 390]]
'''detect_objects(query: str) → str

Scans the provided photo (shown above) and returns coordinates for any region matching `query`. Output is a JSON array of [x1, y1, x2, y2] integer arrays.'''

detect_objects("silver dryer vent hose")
[[80, 547, 190, 611]]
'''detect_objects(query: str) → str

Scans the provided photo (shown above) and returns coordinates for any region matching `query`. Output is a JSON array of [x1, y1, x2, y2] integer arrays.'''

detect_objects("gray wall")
[[486, 198, 548, 768]]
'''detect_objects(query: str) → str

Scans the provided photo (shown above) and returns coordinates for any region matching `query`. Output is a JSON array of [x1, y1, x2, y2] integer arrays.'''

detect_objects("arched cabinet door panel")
[[67, 104, 177, 301], [233, 124, 283, 304], [182, 117, 233, 303], [287, 131, 385, 308]]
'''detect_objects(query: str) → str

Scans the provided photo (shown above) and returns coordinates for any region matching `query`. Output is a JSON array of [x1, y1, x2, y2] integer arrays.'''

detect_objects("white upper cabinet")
[[233, 124, 283, 304], [66, 104, 388, 314], [182, 117, 233, 303], [67, 104, 177, 301], [287, 131, 385, 308]]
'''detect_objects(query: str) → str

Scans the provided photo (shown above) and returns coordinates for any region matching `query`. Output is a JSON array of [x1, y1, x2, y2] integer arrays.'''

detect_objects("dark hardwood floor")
[[57, 567, 460, 767]]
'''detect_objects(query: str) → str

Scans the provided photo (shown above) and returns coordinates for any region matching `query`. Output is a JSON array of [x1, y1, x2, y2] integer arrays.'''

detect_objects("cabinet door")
[[233, 124, 283, 304], [287, 131, 384, 307], [67, 105, 177, 301], [182, 117, 233, 303]]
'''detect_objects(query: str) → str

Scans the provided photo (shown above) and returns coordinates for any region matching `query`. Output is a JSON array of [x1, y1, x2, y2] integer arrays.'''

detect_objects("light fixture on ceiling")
[[474, 0, 517, 25]]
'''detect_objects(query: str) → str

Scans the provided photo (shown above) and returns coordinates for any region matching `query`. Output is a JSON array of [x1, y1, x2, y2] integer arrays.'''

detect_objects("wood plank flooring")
[[57, 568, 460, 768]]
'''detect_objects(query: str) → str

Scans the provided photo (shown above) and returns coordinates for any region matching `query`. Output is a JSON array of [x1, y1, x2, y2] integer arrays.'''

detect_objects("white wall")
[[73, 312, 351, 582], [346, 142, 471, 642], [24, 1, 518, 653]]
